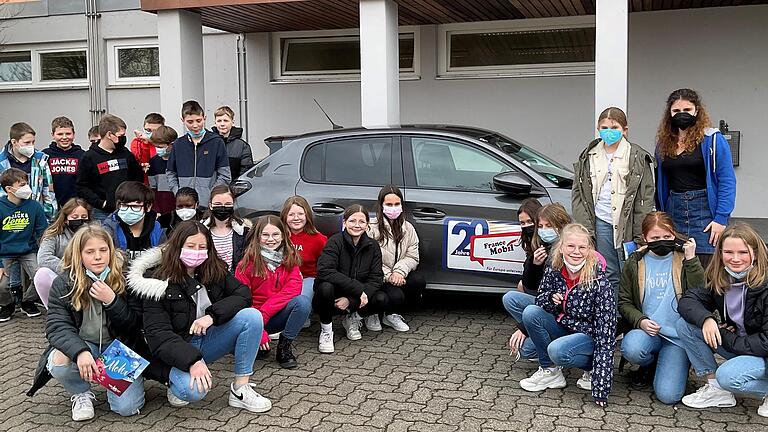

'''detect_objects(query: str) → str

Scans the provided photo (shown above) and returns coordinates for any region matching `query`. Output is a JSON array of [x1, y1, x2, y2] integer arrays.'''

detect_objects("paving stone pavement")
[[2, 293, 767, 432]]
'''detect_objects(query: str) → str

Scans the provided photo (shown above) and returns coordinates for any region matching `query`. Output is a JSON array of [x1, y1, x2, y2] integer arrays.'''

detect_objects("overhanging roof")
[[141, 0, 768, 33]]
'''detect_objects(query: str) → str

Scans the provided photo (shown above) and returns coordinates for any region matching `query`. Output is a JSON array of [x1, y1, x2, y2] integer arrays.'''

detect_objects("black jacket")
[[128, 248, 252, 375], [201, 218, 250, 272], [315, 231, 383, 298], [211, 126, 254, 181], [679, 280, 768, 364], [520, 244, 552, 296]]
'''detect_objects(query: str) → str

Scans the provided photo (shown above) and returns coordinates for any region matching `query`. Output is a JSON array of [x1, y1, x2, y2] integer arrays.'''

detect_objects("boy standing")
[[212, 106, 254, 182], [167, 100, 230, 206], [102, 181, 164, 263], [0, 168, 47, 321], [147, 125, 177, 215], [43, 116, 85, 208], [130, 113, 165, 185], [76, 114, 143, 221]]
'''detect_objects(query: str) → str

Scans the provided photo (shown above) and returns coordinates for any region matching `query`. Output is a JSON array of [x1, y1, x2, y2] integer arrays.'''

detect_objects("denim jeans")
[[301, 277, 315, 302], [0, 253, 40, 306], [522, 305, 594, 370], [595, 217, 622, 298], [47, 342, 145, 416], [716, 355, 768, 399], [667, 189, 715, 255], [675, 319, 736, 376], [501, 290, 537, 359], [169, 308, 263, 402], [264, 295, 311, 340], [620, 329, 690, 404], [91, 208, 110, 223]]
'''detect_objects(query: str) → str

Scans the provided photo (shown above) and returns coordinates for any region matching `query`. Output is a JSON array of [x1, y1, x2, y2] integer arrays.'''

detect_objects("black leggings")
[[381, 272, 426, 313], [313, 281, 391, 324]]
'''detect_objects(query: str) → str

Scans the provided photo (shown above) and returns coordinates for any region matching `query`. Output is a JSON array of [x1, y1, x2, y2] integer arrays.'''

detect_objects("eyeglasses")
[[260, 233, 283, 240], [119, 204, 145, 212]]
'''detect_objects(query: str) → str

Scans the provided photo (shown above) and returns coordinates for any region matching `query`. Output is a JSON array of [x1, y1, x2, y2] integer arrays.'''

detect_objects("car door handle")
[[412, 207, 446, 219], [312, 203, 345, 215]]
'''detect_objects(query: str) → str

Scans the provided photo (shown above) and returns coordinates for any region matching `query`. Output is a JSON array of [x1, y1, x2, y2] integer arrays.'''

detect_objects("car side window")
[[302, 136, 392, 185], [410, 137, 513, 191]]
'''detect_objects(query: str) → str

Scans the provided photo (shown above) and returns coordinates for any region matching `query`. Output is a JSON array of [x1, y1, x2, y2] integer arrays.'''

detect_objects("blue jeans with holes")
[[168, 308, 263, 402], [675, 319, 736, 376], [716, 355, 768, 399], [263, 295, 311, 340], [620, 329, 690, 404], [47, 341, 145, 416], [522, 305, 594, 370], [501, 290, 537, 359], [595, 217, 622, 298]]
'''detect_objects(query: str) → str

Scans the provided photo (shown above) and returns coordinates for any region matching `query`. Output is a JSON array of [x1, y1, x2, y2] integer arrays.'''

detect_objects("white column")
[[157, 10, 205, 132], [594, 0, 628, 122], [359, 0, 400, 128]]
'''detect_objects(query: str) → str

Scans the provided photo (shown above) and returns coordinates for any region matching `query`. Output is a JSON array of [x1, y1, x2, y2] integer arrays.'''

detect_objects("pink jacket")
[[235, 262, 302, 344]]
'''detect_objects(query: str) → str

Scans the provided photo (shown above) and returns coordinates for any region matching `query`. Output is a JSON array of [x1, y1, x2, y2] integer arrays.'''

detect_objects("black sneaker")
[[276, 334, 297, 369], [256, 348, 271, 360], [0, 304, 14, 322], [629, 362, 656, 390], [21, 301, 41, 318]]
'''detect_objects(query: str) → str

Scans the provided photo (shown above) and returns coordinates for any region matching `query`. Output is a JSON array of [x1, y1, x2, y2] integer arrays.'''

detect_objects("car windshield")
[[476, 133, 574, 188]]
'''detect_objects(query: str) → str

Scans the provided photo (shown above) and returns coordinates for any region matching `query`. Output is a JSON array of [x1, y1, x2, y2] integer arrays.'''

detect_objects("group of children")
[[503, 88, 766, 418]]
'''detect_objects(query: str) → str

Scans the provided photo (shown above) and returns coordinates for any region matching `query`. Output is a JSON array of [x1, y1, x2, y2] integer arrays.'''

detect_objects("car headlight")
[[232, 179, 252, 197]]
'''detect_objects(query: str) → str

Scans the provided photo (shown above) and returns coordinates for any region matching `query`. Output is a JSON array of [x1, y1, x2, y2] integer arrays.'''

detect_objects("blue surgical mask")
[[725, 264, 753, 280], [144, 129, 153, 140], [86, 266, 111, 282], [117, 208, 145, 226], [155, 147, 168, 157], [599, 128, 623, 145], [187, 129, 205, 139], [538, 228, 559, 244]]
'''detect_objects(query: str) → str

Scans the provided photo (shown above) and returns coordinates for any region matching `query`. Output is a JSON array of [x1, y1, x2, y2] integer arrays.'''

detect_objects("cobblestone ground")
[[2, 293, 767, 432]]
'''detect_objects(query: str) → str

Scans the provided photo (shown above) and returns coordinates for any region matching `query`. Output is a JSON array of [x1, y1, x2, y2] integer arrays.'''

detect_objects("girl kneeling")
[[128, 220, 271, 412]]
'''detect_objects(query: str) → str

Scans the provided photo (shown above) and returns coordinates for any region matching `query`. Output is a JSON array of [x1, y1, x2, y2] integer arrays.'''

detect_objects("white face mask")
[[12, 184, 33, 200], [563, 257, 586, 273], [18, 145, 35, 158], [176, 208, 197, 221]]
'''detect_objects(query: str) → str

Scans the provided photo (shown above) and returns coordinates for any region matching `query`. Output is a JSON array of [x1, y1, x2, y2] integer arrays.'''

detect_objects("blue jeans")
[[169, 308, 263, 402], [47, 342, 144, 416], [716, 355, 768, 399], [621, 329, 690, 404], [263, 295, 311, 340], [301, 277, 315, 302], [595, 217, 622, 298], [667, 189, 715, 255], [501, 290, 537, 359], [675, 319, 736, 376], [522, 305, 594, 370]]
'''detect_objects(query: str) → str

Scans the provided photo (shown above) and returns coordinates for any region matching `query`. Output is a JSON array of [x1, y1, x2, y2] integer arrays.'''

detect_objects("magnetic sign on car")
[[443, 218, 526, 275]]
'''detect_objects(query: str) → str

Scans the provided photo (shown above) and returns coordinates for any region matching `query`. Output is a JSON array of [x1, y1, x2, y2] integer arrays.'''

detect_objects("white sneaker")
[[758, 396, 768, 418], [342, 312, 362, 341], [681, 384, 737, 409], [70, 391, 96, 421], [382, 314, 410, 332], [520, 367, 567, 392], [364, 315, 382, 331], [576, 371, 592, 390], [318, 329, 335, 353], [167, 388, 189, 407], [268, 332, 281, 341], [228, 383, 272, 413]]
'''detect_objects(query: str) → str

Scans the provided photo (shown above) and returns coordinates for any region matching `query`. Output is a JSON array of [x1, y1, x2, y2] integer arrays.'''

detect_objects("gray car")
[[233, 125, 573, 293]]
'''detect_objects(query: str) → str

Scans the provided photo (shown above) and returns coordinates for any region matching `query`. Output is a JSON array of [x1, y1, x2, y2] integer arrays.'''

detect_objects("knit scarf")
[[260, 246, 283, 272]]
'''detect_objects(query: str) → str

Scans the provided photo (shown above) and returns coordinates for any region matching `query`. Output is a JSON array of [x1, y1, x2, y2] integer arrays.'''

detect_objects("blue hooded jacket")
[[656, 128, 737, 226]]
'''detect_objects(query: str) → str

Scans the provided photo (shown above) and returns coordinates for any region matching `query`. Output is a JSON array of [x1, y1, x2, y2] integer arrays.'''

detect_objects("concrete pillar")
[[359, 0, 400, 128], [157, 10, 205, 132], [594, 0, 628, 122]]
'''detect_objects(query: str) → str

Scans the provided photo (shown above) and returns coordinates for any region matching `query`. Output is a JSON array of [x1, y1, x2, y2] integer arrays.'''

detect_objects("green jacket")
[[618, 249, 705, 329], [571, 139, 655, 246]]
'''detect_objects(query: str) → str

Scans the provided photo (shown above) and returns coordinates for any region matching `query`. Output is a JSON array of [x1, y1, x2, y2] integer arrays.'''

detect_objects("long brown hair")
[[155, 220, 229, 286], [640, 211, 684, 244], [42, 197, 91, 240], [551, 224, 599, 288], [203, 185, 245, 227], [61, 224, 125, 311], [238, 215, 300, 278], [656, 88, 713, 159], [374, 185, 405, 246], [597, 107, 628, 129], [518, 198, 542, 254], [532, 203, 572, 250], [706, 223, 768, 295], [280, 195, 319, 235]]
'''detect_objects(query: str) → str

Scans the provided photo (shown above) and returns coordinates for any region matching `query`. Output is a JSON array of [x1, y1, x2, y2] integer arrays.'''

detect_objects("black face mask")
[[89, 139, 99, 146], [211, 206, 235, 222], [671, 112, 697, 130], [521, 225, 535, 238], [647, 239, 677, 256], [67, 219, 88, 231], [115, 134, 127, 148]]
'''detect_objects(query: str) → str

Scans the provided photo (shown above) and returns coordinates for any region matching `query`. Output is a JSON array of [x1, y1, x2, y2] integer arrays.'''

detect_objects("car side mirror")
[[493, 171, 532, 196]]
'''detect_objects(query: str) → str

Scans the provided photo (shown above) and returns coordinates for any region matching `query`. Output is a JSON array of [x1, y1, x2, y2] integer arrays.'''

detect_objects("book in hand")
[[94, 339, 149, 397]]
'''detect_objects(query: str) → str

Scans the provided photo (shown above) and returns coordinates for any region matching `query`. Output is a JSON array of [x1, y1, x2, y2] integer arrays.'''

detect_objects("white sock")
[[320, 323, 332, 333], [708, 378, 722, 389]]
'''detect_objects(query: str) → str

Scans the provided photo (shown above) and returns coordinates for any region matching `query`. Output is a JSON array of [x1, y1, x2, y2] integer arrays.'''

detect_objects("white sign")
[[443, 218, 526, 275]]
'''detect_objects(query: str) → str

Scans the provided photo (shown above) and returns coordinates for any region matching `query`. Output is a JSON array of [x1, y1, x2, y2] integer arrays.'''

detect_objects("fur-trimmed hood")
[[200, 217, 251, 236], [127, 247, 168, 301]]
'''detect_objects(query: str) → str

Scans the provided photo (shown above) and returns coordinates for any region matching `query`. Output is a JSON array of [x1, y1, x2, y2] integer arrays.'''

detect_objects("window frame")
[[0, 42, 88, 90], [437, 16, 596, 79], [271, 27, 420, 83], [0, 50, 33, 85], [300, 135, 396, 187], [106, 38, 160, 86], [37, 47, 88, 84]]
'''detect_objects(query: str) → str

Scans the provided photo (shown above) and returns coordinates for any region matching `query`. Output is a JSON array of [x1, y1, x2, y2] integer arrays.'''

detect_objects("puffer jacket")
[[535, 265, 617, 402], [127, 248, 252, 375], [315, 231, 383, 298], [367, 218, 419, 280], [211, 126, 254, 181]]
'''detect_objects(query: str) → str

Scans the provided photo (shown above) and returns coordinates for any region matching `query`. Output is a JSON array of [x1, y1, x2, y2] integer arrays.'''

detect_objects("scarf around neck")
[[260, 246, 283, 272]]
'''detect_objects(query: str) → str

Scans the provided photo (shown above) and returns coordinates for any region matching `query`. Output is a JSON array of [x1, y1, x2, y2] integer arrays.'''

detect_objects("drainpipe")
[[85, 0, 106, 125], [236, 33, 249, 143]]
